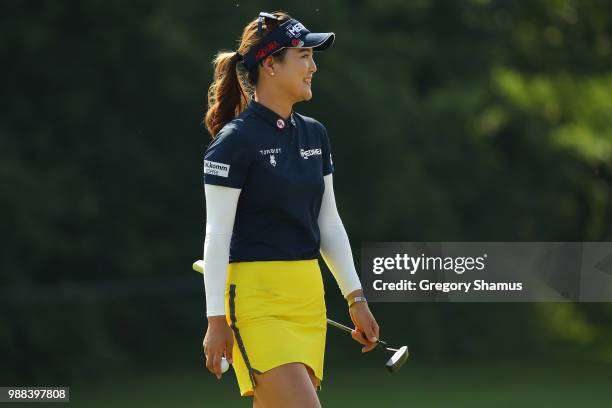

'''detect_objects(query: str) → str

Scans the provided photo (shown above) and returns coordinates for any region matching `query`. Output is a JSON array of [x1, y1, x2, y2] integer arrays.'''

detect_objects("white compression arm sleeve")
[[318, 174, 363, 298], [203, 183, 242, 317]]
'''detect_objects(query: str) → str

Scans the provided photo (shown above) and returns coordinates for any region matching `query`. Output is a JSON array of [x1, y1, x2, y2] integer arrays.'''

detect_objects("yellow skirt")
[[223, 259, 327, 397]]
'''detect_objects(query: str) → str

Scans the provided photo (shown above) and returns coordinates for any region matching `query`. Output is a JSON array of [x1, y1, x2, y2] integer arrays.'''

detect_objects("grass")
[[62, 359, 612, 407]]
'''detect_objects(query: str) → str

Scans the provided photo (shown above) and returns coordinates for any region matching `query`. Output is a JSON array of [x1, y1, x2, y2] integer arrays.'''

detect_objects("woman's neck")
[[254, 90, 293, 120]]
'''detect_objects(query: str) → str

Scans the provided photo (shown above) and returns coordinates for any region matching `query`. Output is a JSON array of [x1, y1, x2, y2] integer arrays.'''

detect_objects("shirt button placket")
[[288, 115, 296, 146]]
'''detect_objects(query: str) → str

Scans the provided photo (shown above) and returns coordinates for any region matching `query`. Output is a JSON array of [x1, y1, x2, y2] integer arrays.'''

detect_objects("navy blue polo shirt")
[[203, 99, 335, 263]]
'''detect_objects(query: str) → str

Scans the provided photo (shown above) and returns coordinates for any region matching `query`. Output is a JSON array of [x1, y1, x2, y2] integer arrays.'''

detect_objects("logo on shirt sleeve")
[[204, 160, 230, 178]]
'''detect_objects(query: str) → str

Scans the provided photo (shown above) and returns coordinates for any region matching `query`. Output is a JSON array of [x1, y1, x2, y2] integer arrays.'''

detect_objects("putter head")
[[385, 345, 409, 372]]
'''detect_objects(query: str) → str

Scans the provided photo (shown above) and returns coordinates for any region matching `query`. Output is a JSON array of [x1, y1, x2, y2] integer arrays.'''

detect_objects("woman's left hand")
[[348, 301, 380, 353]]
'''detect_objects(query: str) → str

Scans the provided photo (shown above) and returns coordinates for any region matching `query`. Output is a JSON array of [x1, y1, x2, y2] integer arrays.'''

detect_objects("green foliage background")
[[1, 0, 612, 404]]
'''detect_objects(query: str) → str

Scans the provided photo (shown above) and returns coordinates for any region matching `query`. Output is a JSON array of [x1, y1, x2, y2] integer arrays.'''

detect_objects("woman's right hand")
[[203, 315, 234, 379]]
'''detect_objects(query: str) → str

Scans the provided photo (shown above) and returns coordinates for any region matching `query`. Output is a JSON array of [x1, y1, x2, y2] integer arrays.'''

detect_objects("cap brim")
[[301, 32, 335, 51]]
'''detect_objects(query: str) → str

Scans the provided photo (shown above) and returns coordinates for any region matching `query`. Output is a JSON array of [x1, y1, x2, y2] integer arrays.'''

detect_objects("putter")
[[326, 318, 409, 372], [192, 260, 409, 372]]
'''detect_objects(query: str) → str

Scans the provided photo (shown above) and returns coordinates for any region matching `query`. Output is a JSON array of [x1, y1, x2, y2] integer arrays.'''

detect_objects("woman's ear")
[[261, 56, 276, 77]]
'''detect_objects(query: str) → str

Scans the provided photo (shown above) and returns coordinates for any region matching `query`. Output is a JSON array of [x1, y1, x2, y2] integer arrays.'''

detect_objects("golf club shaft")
[[326, 318, 353, 334]]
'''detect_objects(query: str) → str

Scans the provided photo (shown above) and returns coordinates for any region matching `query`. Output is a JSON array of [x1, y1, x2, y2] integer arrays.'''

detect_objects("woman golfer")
[[202, 11, 380, 407]]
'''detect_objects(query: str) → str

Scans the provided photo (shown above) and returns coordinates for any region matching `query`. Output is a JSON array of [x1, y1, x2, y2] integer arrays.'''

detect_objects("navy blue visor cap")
[[240, 13, 335, 71]]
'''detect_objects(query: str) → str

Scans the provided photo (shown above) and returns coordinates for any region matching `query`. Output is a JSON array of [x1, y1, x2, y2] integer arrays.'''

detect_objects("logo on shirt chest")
[[260, 148, 282, 167], [300, 148, 322, 159]]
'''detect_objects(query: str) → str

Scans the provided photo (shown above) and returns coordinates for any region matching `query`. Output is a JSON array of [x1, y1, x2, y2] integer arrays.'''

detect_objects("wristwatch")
[[347, 295, 367, 308]]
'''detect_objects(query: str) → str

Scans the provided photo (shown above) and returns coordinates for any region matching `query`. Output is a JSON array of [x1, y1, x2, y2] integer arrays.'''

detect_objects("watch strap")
[[348, 295, 367, 308]]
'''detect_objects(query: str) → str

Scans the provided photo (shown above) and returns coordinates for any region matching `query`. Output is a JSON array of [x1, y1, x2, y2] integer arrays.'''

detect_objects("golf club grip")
[[327, 318, 390, 349]]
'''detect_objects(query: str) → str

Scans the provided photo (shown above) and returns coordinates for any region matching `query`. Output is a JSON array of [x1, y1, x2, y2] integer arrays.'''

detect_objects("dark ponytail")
[[204, 51, 248, 137]]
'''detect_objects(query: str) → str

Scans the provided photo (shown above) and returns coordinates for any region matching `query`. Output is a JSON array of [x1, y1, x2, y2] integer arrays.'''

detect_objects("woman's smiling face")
[[272, 47, 318, 102]]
